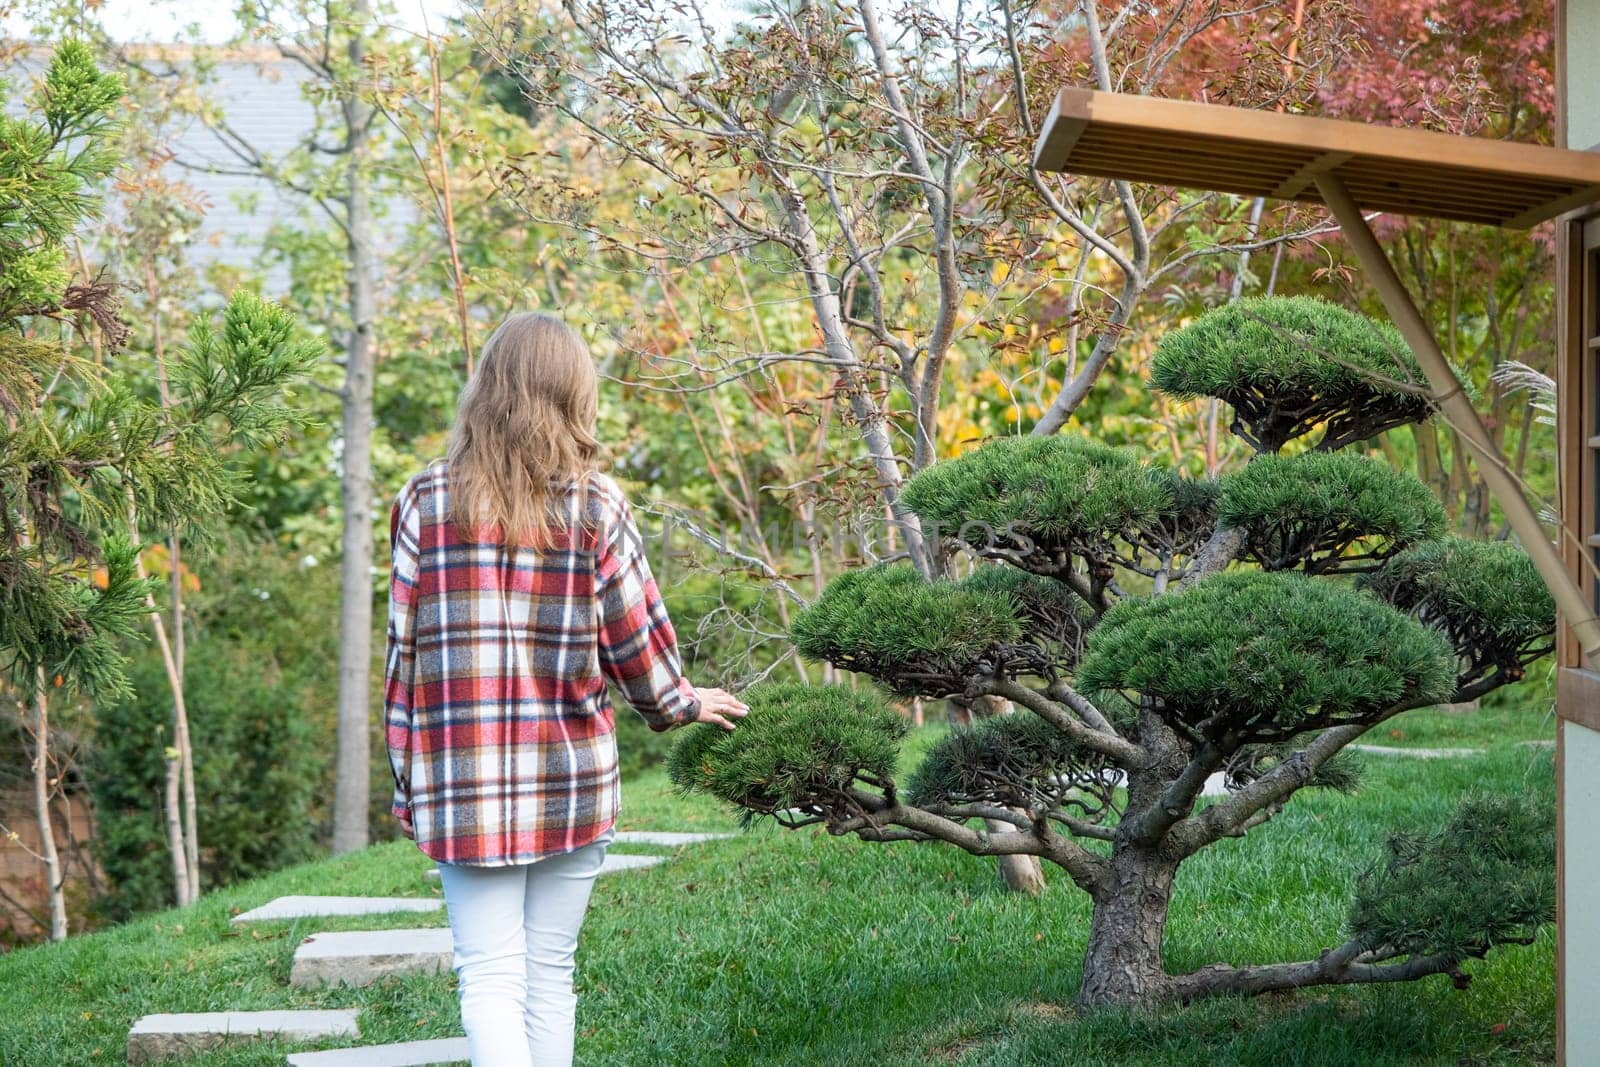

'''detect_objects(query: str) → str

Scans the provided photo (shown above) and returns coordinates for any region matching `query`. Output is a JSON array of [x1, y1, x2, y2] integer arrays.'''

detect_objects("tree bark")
[[30, 669, 67, 941], [1166, 939, 1465, 1000], [171, 536, 198, 901], [1077, 849, 1177, 1008], [333, 0, 377, 854], [132, 545, 194, 906], [987, 818, 1047, 895]]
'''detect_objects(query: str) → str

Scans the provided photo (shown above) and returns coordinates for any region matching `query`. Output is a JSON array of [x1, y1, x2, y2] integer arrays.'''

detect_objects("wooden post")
[[1315, 172, 1600, 668]]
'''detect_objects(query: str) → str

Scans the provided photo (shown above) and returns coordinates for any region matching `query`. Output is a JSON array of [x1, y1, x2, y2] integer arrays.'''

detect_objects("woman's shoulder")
[[395, 460, 449, 510], [582, 469, 626, 503]]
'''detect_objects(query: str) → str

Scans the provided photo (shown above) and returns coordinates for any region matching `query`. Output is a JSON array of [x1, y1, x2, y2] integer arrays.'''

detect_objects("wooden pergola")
[[1032, 87, 1600, 667]]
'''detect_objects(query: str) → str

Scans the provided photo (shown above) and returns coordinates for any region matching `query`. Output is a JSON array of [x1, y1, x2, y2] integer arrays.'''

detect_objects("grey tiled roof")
[[5, 46, 413, 293]]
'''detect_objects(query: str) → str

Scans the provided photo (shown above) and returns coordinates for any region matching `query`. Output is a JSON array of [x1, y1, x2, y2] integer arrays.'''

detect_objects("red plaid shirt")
[[384, 461, 700, 866]]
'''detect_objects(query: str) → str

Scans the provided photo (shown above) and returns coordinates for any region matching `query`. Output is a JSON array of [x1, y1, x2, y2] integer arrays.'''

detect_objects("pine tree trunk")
[[332, 3, 377, 855], [31, 670, 67, 941], [1077, 849, 1177, 1008]]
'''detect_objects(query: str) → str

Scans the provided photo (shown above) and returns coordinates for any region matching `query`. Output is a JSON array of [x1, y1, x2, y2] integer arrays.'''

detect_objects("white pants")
[[436, 826, 615, 1067]]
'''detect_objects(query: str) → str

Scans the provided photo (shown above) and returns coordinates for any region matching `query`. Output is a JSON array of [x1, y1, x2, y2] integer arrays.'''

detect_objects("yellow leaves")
[[139, 543, 201, 594], [990, 261, 1011, 285]]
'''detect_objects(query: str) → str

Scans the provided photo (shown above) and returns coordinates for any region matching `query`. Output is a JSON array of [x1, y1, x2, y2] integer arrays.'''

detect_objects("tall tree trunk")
[[30, 668, 67, 941], [128, 505, 196, 905], [1077, 849, 1177, 1008], [333, 1, 377, 854], [143, 264, 200, 902], [163, 744, 189, 907], [171, 537, 199, 900]]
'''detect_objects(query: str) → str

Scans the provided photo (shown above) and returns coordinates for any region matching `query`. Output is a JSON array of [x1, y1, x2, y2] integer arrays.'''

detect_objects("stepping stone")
[[232, 896, 443, 924], [600, 853, 667, 873], [1349, 743, 1484, 759], [424, 853, 667, 882], [290, 928, 452, 988], [126, 1009, 359, 1064], [1519, 739, 1557, 750], [286, 1037, 470, 1066], [612, 830, 733, 846]]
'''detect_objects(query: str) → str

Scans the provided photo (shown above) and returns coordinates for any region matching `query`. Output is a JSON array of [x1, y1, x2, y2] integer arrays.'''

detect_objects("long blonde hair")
[[447, 312, 601, 546]]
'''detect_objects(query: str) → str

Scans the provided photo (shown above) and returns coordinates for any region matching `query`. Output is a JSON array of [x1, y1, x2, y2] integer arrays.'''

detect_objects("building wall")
[[3, 46, 412, 293], [1560, 2, 1600, 1061]]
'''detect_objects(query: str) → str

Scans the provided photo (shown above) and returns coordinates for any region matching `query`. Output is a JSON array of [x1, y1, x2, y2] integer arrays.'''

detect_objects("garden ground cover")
[[0, 701, 1555, 1066]]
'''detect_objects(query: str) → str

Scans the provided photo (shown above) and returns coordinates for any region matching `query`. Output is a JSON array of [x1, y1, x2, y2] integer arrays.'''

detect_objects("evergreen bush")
[[670, 295, 1556, 1009]]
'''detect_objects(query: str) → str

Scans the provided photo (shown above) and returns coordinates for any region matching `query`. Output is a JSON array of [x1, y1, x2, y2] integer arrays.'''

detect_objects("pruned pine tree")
[[668, 295, 1556, 1009], [0, 43, 319, 936]]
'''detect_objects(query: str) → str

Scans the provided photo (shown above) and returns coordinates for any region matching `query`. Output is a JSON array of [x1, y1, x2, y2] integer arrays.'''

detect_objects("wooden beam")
[[1559, 668, 1600, 732], [1031, 89, 1090, 173], [1269, 150, 1352, 199], [1505, 185, 1600, 229], [1033, 89, 1600, 229], [1316, 172, 1600, 669]]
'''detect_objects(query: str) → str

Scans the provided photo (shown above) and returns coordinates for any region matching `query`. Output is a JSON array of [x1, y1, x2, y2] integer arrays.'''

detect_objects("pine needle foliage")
[[904, 713, 1116, 812], [1220, 742, 1363, 794], [790, 563, 1095, 695], [666, 682, 907, 828], [0, 45, 320, 698], [1076, 571, 1456, 740], [1349, 789, 1555, 963], [1217, 451, 1446, 573], [1363, 538, 1557, 687], [1151, 296, 1435, 453], [0, 42, 124, 326], [791, 562, 1039, 696], [898, 434, 1214, 576], [958, 564, 1093, 661]]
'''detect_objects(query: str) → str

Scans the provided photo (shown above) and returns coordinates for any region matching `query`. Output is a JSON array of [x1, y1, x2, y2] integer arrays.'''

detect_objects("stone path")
[[126, 1010, 359, 1064], [291, 928, 453, 988], [285, 1037, 471, 1066], [613, 830, 733, 846], [132, 829, 732, 1062], [424, 850, 672, 882], [1349, 743, 1485, 759], [232, 895, 445, 924]]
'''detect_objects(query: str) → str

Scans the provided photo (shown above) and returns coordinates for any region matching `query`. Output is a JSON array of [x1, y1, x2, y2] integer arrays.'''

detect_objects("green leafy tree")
[[669, 296, 1556, 1008], [0, 44, 318, 938]]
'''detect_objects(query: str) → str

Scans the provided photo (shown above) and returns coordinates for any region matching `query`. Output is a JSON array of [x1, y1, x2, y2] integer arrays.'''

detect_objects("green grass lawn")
[[0, 713, 1555, 1066]]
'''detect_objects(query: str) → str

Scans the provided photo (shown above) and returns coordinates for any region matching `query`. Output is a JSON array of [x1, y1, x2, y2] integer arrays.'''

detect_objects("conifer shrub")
[[670, 295, 1556, 1008]]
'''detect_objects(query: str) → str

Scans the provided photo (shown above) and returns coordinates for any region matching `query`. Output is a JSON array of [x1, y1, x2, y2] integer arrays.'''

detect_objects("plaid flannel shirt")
[[384, 461, 700, 867]]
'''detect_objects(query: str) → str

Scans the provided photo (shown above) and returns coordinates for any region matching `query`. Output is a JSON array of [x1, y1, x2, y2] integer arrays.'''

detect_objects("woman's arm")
[[595, 496, 706, 732], [383, 485, 422, 836]]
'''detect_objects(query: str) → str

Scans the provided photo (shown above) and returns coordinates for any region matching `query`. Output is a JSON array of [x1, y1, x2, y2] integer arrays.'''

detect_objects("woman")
[[383, 312, 748, 1067]]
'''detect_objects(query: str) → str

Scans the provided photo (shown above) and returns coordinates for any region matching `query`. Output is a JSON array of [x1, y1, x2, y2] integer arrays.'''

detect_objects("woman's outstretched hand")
[[692, 687, 749, 731]]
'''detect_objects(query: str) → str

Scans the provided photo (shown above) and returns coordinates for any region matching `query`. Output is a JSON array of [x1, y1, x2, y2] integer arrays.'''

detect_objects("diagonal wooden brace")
[[1315, 173, 1600, 668]]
